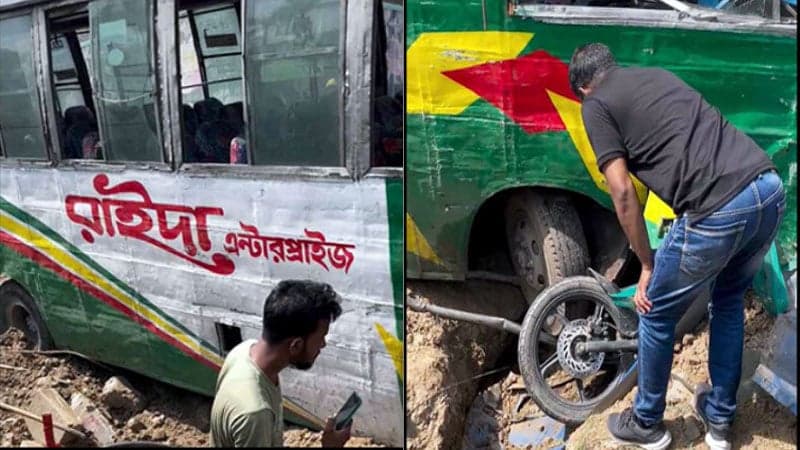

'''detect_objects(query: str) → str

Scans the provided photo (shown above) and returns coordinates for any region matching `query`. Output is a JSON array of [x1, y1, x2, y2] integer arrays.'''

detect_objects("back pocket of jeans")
[[680, 219, 747, 278]]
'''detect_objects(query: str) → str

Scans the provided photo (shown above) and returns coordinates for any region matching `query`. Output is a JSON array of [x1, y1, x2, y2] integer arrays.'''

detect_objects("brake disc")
[[556, 319, 605, 379]]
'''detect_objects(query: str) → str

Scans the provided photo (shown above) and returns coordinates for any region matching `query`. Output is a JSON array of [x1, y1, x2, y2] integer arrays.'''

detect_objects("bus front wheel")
[[0, 282, 53, 350], [504, 190, 590, 304]]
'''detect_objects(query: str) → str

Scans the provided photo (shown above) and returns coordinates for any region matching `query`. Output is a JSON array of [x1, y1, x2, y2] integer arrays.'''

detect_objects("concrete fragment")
[[127, 416, 146, 433], [70, 392, 115, 446], [101, 377, 144, 412], [151, 414, 165, 428], [19, 440, 44, 448], [24, 388, 80, 446]]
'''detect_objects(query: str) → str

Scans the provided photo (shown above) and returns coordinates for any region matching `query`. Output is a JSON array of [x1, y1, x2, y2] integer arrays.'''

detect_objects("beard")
[[290, 360, 314, 371]]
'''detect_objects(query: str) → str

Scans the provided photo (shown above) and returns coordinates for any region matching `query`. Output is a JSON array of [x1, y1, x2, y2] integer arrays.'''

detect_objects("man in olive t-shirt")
[[210, 339, 283, 446], [568, 44, 785, 450], [210, 280, 352, 447]]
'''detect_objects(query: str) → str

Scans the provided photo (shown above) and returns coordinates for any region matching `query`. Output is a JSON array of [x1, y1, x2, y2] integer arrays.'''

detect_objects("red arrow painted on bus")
[[442, 50, 578, 134]]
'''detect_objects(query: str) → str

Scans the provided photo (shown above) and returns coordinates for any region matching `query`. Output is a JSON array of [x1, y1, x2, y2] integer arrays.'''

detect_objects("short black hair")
[[261, 280, 343, 344], [568, 43, 617, 99]]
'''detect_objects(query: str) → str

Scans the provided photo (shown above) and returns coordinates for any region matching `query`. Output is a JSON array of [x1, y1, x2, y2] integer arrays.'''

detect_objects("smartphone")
[[334, 392, 362, 430]]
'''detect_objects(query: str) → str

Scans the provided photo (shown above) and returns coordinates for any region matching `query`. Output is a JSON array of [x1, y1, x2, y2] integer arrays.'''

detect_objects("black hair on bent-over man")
[[568, 43, 617, 100], [261, 280, 343, 344]]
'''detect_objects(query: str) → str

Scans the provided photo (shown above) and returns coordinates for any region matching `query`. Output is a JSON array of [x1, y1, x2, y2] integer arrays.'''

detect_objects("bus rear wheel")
[[504, 190, 589, 304], [0, 283, 53, 350]]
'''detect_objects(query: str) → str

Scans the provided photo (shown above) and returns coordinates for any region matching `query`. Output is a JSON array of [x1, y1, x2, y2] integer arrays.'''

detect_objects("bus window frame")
[[29, 0, 172, 170], [508, 0, 796, 34], [176, 0, 398, 181], [0, 7, 53, 165], [1, 0, 403, 179]]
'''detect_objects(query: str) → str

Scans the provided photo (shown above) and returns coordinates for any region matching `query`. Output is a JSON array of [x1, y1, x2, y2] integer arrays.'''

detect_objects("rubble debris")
[[2, 327, 387, 447], [408, 284, 797, 450], [100, 377, 145, 413], [21, 389, 81, 445], [71, 392, 115, 446]]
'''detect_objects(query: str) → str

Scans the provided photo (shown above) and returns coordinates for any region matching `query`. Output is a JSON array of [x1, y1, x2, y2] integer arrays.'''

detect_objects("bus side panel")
[[0, 168, 403, 445], [405, 0, 797, 278]]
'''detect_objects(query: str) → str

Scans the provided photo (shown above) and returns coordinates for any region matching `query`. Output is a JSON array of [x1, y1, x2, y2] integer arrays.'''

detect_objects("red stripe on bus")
[[0, 230, 220, 371]]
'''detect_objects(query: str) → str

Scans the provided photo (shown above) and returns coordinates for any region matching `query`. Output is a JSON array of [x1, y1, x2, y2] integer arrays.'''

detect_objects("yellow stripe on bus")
[[375, 323, 403, 381], [406, 213, 443, 266], [0, 210, 223, 366], [546, 90, 678, 220]]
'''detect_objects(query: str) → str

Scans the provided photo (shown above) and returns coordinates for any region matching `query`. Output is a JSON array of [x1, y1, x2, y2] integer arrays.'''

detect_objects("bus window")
[[46, 6, 100, 160], [178, 1, 244, 164], [89, 0, 161, 162], [372, 0, 403, 168], [244, 0, 342, 166], [0, 14, 47, 159]]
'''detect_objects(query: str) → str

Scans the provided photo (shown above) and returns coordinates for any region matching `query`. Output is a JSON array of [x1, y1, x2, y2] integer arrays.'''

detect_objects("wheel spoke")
[[550, 376, 575, 390], [538, 331, 557, 346], [539, 353, 559, 376], [592, 303, 605, 323]]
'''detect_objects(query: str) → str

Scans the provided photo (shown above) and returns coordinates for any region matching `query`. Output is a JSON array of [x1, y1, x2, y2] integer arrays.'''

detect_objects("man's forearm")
[[611, 185, 653, 270]]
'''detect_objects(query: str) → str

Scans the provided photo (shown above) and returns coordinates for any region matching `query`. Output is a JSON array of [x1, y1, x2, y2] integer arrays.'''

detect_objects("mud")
[[406, 280, 526, 450]]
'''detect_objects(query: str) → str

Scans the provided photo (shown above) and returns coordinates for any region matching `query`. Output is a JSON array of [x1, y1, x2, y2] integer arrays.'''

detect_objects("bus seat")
[[64, 122, 97, 160], [63, 105, 95, 130], [194, 97, 224, 124], [196, 120, 236, 163], [182, 104, 199, 162], [224, 102, 244, 135]]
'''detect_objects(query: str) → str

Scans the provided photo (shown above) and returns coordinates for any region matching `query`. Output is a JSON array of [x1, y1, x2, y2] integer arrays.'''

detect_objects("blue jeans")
[[634, 170, 786, 426]]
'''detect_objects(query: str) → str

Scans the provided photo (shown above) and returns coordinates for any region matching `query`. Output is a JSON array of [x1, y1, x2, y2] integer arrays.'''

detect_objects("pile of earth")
[[0, 329, 384, 448]]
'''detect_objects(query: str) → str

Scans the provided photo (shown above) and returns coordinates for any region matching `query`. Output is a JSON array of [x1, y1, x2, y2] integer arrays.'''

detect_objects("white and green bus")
[[0, 0, 403, 444]]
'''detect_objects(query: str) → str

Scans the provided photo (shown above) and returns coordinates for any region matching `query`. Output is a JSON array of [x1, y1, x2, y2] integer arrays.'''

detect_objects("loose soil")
[[407, 283, 797, 450], [0, 329, 384, 448], [405, 280, 526, 450]]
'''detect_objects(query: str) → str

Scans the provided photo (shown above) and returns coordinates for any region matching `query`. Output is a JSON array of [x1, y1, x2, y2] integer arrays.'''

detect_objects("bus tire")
[[504, 190, 589, 303], [0, 282, 53, 350]]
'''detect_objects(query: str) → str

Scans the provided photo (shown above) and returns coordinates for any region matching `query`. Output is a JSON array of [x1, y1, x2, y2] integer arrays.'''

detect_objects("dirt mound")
[[0, 328, 210, 447], [1, 328, 384, 448], [567, 293, 797, 449], [406, 280, 526, 450]]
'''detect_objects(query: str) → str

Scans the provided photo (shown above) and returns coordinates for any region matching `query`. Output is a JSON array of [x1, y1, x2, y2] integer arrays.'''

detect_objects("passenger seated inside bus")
[[373, 93, 402, 167], [371, 0, 403, 167], [62, 105, 98, 160], [178, 0, 245, 164], [46, 7, 102, 161]]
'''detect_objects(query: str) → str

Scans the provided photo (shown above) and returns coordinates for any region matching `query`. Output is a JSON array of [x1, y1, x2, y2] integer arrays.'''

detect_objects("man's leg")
[[704, 179, 786, 424], [633, 216, 720, 426], [607, 217, 721, 450]]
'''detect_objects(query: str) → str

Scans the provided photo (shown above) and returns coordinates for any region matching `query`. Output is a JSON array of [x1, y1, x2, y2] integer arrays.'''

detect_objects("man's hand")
[[634, 266, 653, 314], [321, 417, 351, 448]]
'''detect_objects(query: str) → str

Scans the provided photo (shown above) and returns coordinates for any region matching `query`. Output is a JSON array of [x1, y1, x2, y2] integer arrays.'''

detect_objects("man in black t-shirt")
[[568, 43, 785, 450]]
